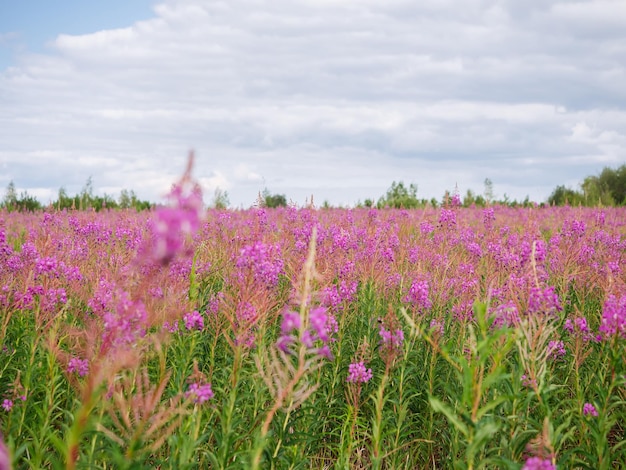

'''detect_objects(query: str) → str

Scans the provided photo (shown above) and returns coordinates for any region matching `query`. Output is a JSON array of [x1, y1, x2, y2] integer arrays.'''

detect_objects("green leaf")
[[429, 396, 468, 437]]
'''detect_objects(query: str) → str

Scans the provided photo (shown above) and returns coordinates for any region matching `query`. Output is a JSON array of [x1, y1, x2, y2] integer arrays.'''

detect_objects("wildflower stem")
[[371, 372, 389, 470]]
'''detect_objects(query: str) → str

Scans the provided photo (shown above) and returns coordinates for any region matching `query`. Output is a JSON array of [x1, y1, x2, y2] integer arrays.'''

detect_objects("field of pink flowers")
[[1, 172, 625, 469]]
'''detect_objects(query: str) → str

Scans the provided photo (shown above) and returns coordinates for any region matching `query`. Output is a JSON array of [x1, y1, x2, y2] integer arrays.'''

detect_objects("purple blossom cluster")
[[547, 340, 566, 360], [492, 301, 520, 328], [522, 457, 555, 470], [185, 382, 214, 404], [563, 316, 595, 342], [403, 279, 432, 312], [67, 357, 89, 377], [482, 207, 495, 229], [528, 286, 562, 317], [438, 208, 457, 228], [599, 294, 626, 339], [322, 280, 358, 311], [151, 172, 204, 265], [183, 310, 204, 331], [277, 306, 334, 360], [347, 361, 373, 384], [583, 403, 598, 417], [234, 301, 258, 347], [429, 319, 445, 336], [379, 325, 404, 352], [101, 290, 148, 351], [236, 242, 284, 287], [88, 278, 116, 317]]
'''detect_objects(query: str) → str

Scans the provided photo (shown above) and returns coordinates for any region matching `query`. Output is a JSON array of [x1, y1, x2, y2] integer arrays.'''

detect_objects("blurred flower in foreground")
[[151, 152, 204, 265], [522, 457, 555, 470], [0, 431, 10, 470]]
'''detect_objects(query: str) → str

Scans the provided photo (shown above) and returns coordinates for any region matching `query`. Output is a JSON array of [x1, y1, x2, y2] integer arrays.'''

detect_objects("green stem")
[[371, 372, 389, 470]]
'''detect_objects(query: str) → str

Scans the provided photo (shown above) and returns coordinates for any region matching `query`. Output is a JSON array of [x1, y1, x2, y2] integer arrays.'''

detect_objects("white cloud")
[[199, 170, 230, 193], [1, 0, 625, 206], [234, 163, 262, 182]]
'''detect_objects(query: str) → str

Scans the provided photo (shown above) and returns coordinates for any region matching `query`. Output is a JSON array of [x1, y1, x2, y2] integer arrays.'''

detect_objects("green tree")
[[581, 175, 613, 206], [117, 189, 152, 211], [119, 189, 133, 209], [547, 185, 584, 206], [210, 188, 230, 209], [262, 189, 287, 208], [483, 178, 494, 204], [377, 181, 422, 209], [17, 191, 42, 211], [2, 181, 18, 208], [80, 176, 95, 210], [2, 182, 42, 211], [56, 187, 74, 210], [598, 164, 626, 205]]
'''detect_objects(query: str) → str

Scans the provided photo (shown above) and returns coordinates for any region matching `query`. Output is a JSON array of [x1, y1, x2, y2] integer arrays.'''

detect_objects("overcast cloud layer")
[[1, 0, 626, 207]]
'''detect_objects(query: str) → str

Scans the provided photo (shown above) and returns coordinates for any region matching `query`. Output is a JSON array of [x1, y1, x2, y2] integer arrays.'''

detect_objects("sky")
[[1, 0, 625, 208]]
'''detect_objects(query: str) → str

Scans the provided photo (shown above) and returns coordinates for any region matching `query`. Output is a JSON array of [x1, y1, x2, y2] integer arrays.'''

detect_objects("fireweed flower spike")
[[185, 382, 214, 404], [599, 294, 626, 340], [583, 403, 598, 417], [347, 361, 373, 384], [67, 357, 89, 377], [151, 152, 205, 266], [522, 457, 555, 470], [0, 431, 10, 470]]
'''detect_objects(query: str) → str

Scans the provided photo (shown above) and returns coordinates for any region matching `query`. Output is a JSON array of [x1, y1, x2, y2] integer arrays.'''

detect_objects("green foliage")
[[261, 188, 287, 208], [548, 185, 585, 206], [462, 189, 487, 208], [52, 179, 153, 211], [210, 188, 230, 209], [1, 181, 42, 212], [377, 181, 426, 209], [1, 178, 153, 212], [549, 164, 626, 207]]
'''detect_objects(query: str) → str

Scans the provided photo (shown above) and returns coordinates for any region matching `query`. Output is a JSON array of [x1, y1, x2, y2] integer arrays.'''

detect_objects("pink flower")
[[583, 403, 598, 417], [1, 400, 12, 412], [0, 431, 10, 470], [522, 457, 555, 470], [183, 310, 204, 331], [67, 357, 89, 377], [276, 305, 334, 360], [347, 361, 373, 384], [403, 280, 431, 312], [151, 155, 204, 265], [280, 310, 301, 335], [379, 326, 404, 350], [185, 382, 214, 404], [547, 340, 566, 360], [599, 294, 626, 339]]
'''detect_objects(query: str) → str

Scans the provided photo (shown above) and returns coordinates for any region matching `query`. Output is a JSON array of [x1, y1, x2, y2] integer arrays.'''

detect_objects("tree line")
[[1, 177, 153, 212], [3, 165, 626, 212], [547, 164, 626, 207]]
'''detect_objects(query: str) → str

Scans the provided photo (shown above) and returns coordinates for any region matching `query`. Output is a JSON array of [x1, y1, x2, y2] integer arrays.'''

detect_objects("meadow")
[[0, 172, 625, 469]]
